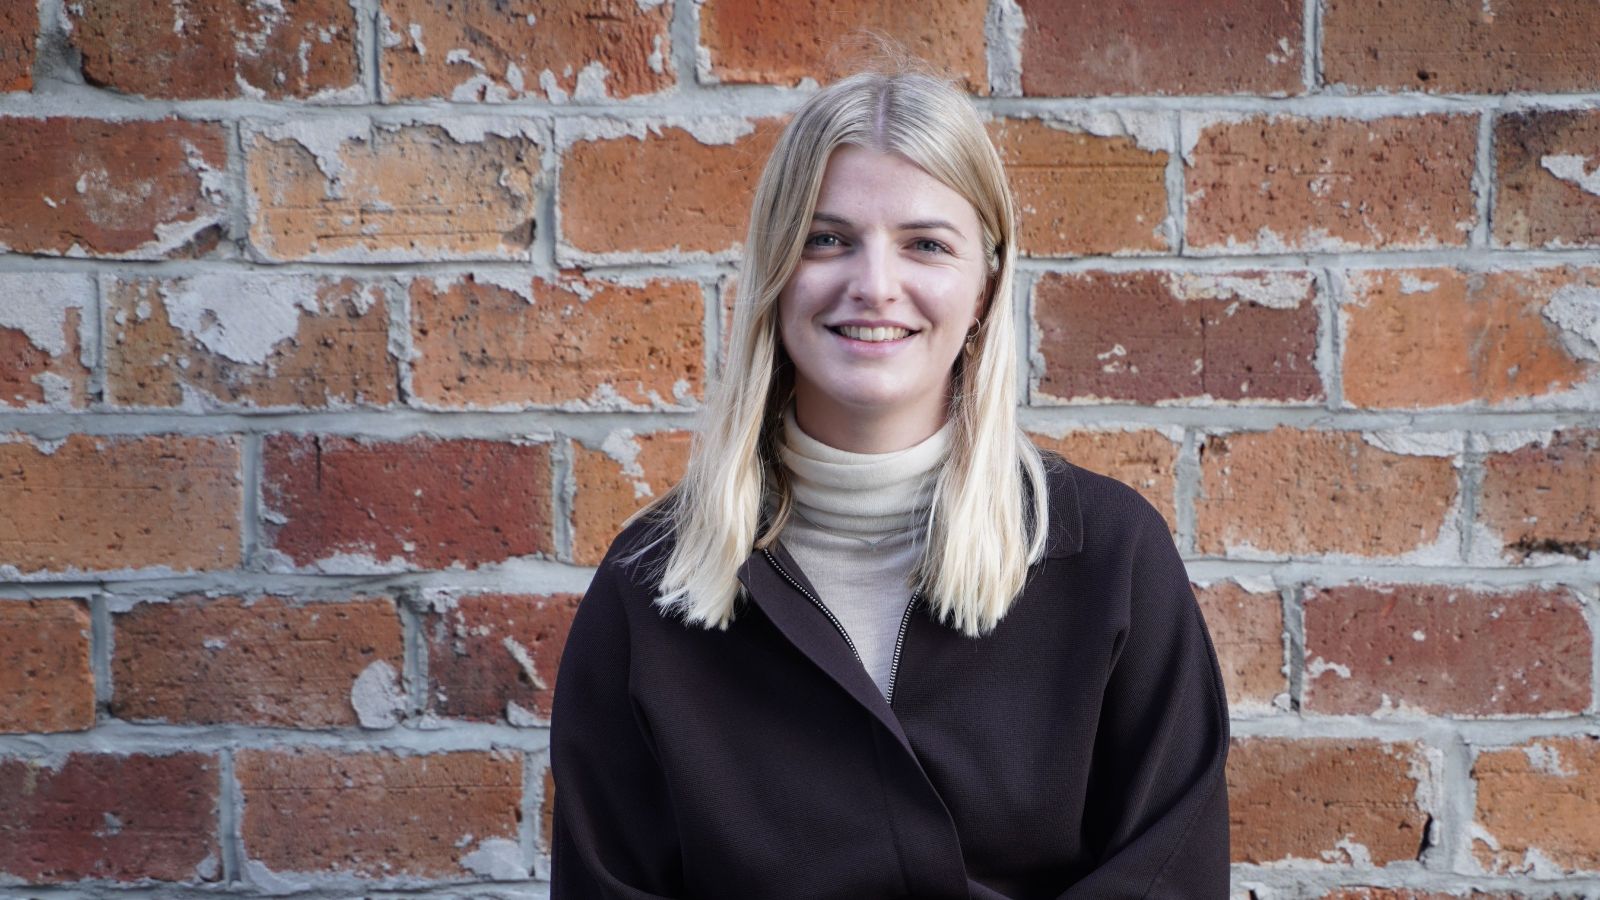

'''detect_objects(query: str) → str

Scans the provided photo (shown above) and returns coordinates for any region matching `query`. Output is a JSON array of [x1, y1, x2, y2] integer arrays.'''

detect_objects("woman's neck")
[[790, 392, 949, 454]]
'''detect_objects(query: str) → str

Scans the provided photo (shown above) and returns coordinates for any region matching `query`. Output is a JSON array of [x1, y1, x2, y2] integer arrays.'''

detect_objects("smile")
[[828, 325, 914, 342]]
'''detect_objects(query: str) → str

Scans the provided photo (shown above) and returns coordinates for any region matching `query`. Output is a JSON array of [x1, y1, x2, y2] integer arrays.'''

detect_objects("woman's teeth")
[[834, 325, 911, 342]]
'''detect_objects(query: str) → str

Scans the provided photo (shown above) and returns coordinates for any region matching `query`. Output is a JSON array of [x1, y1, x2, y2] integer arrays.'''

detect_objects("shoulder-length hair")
[[633, 67, 1048, 638]]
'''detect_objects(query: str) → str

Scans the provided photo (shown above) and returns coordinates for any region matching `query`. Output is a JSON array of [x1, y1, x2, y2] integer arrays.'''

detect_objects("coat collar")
[[1041, 456, 1084, 559]]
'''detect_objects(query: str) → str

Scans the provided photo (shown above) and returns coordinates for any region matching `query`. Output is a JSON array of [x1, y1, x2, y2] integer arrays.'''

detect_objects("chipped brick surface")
[[0, 753, 220, 883], [1185, 115, 1477, 253], [0, 599, 94, 734], [1193, 582, 1284, 709], [1473, 737, 1600, 875], [540, 764, 555, 854], [0, 433, 241, 574], [1479, 429, 1600, 562], [425, 592, 581, 723], [106, 275, 396, 409], [380, 0, 674, 102], [261, 434, 553, 570], [0, 118, 227, 258], [1, 0, 35, 91], [112, 595, 402, 727], [1303, 585, 1591, 717], [1341, 267, 1599, 409], [571, 430, 691, 565], [1196, 428, 1458, 559], [1494, 109, 1600, 250], [1229, 738, 1431, 865], [0, 272, 94, 410], [409, 274, 703, 409], [237, 748, 522, 878], [1020, 0, 1303, 96], [1033, 270, 1322, 404], [1029, 429, 1179, 529]]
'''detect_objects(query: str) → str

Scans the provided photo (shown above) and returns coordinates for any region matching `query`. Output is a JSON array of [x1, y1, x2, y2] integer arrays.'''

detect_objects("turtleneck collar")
[[778, 405, 953, 539]]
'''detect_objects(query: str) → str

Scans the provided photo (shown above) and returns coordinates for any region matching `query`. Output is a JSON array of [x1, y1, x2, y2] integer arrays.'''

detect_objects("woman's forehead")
[[812, 145, 978, 230]]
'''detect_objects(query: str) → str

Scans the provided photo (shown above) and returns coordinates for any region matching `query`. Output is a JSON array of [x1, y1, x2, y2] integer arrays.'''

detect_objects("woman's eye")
[[913, 238, 950, 254], [805, 233, 841, 249]]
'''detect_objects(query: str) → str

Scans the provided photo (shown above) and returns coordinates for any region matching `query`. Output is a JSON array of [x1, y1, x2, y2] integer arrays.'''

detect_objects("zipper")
[[884, 591, 921, 706], [762, 548, 862, 663]]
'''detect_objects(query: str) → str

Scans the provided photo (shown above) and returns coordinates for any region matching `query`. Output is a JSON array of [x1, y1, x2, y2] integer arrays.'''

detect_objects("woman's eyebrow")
[[811, 211, 967, 239]]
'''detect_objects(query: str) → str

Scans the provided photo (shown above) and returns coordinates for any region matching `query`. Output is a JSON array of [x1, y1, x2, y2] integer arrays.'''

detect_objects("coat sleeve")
[[1060, 503, 1231, 899], [550, 558, 685, 899]]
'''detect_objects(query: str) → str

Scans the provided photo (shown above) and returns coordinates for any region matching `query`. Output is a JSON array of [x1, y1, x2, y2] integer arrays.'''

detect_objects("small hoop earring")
[[965, 316, 981, 344]]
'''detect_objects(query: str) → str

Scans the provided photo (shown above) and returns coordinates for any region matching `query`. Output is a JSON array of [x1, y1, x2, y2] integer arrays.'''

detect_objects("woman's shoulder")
[[1035, 448, 1172, 553]]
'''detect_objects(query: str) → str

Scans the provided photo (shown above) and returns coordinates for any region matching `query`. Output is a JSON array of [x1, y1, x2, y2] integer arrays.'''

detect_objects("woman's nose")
[[847, 239, 899, 305]]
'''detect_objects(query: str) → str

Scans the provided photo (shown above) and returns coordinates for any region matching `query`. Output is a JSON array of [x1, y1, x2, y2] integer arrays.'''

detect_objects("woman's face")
[[776, 145, 990, 451]]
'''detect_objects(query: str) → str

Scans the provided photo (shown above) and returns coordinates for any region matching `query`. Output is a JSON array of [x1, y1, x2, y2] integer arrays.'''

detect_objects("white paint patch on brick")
[[1541, 153, 1600, 196], [1305, 656, 1351, 679], [555, 116, 756, 151], [252, 118, 368, 192], [242, 859, 313, 895], [0, 272, 93, 359], [1319, 837, 1373, 867], [1168, 271, 1311, 309], [1043, 110, 1171, 155], [506, 700, 540, 727], [1179, 111, 1256, 163], [424, 116, 541, 145], [1230, 575, 1278, 594], [161, 274, 318, 366], [599, 430, 654, 499], [500, 636, 547, 691], [351, 659, 405, 729], [572, 61, 611, 102], [1399, 272, 1440, 294], [1478, 430, 1557, 453], [1522, 742, 1578, 777], [1361, 430, 1464, 458], [1541, 283, 1600, 362], [459, 837, 525, 880]]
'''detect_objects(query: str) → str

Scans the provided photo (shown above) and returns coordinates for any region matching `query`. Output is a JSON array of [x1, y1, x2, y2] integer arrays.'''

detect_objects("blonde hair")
[[632, 66, 1048, 638]]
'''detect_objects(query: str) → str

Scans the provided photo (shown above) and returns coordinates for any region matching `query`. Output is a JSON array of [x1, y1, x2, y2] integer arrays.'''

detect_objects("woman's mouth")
[[828, 324, 915, 342]]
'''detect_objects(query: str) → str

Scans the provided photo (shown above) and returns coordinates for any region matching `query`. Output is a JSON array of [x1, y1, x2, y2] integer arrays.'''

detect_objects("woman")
[[551, 67, 1230, 899]]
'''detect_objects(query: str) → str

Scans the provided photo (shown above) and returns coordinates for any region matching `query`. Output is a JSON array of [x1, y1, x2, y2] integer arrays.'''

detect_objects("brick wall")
[[1, 1, 1597, 897]]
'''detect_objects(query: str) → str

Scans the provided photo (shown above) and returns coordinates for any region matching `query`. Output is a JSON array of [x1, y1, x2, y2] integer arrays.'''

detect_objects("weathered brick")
[[987, 118, 1170, 256], [699, 0, 986, 92], [1029, 429, 1179, 529], [1185, 115, 1477, 253], [1340, 268, 1599, 409], [1304, 585, 1591, 717], [238, 748, 522, 879], [112, 595, 402, 728], [0, 599, 94, 733], [1323, 891, 1515, 900], [425, 592, 580, 724], [0, 753, 220, 883], [106, 275, 396, 410], [67, 0, 357, 100], [571, 430, 691, 565], [1194, 581, 1285, 710], [1020, 0, 1302, 96], [0, 0, 35, 91], [540, 764, 555, 854], [261, 434, 552, 570], [1473, 737, 1600, 875], [0, 272, 94, 410], [1033, 270, 1322, 404], [1325, 0, 1600, 94], [0, 118, 227, 258], [1196, 428, 1458, 559], [559, 119, 783, 260], [246, 121, 538, 262], [0, 433, 241, 574], [1479, 430, 1600, 562], [409, 274, 704, 410], [1494, 109, 1600, 249], [1229, 738, 1431, 865], [380, 0, 673, 102]]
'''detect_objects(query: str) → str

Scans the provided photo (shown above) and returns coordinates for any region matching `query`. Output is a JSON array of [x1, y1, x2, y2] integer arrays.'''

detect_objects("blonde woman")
[[551, 67, 1230, 899]]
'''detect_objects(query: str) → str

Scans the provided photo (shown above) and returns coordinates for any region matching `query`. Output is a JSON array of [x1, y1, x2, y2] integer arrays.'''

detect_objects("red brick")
[[1196, 428, 1458, 559], [1033, 270, 1322, 404], [261, 434, 552, 570], [987, 118, 1170, 256], [1479, 430, 1600, 562], [1473, 737, 1600, 875], [238, 748, 522, 878], [67, 0, 357, 100], [112, 595, 402, 728], [0, 0, 35, 91], [380, 0, 673, 101], [1020, 0, 1302, 96], [106, 275, 396, 410], [699, 0, 987, 92], [246, 122, 538, 262], [0, 433, 241, 574], [425, 592, 580, 724], [1494, 109, 1600, 249], [1029, 429, 1179, 529], [1185, 115, 1477, 253], [1341, 268, 1598, 409], [409, 274, 704, 410], [571, 430, 691, 565], [1193, 581, 1284, 709], [1304, 584, 1590, 717], [0, 118, 227, 258], [0, 599, 93, 733], [0, 753, 219, 883], [0, 272, 94, 410], [1229, 738, 1431, 865], [1325, 0, 1600, 94], [559, 119, 783, 259]]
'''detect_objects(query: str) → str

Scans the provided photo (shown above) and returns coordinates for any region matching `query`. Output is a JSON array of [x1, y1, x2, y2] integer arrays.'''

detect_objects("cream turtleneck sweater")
[[777, 406, 953, 698]]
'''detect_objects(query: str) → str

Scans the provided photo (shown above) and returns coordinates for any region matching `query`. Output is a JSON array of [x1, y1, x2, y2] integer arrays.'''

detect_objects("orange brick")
[[106, 275, 396, 409], [1020, 0, 1303, 96], [1341, 267, 1599, 409], [408, 274, 704, 409], [380, 0, 673, 101], [1494, 109, 1600, 250], [425, 592, 580, 724], [987, 118, 1170, 256], [0, 599, 94, 733], [1029, 429, 1179, 529], [0, 118, 227, 258], [1229, 738, 1431, 865], [1196, 428, 1458, 559], [1473, 737, 1600, 875], [0, 272, 94, 410], [1, 0, 35, 91], [246, 122, 538, 262], [1193, 581, 1284, 710], [1479, 429, 1600, 562], [0, 433, 241, 574], [1185, 115, 1477, 253], [571, 430, 691, 565]]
